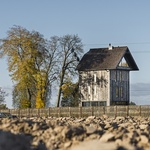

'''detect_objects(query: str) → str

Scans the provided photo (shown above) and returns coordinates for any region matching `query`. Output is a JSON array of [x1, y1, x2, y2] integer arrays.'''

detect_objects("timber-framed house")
[[76, 44, 139, 106]]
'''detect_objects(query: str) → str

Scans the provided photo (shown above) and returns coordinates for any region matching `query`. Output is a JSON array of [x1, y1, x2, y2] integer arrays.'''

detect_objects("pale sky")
[[0, 0, 150, 108]]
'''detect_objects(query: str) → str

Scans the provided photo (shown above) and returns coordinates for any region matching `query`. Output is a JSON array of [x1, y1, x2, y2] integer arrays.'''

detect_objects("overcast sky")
[[0, 0, 150, 108]]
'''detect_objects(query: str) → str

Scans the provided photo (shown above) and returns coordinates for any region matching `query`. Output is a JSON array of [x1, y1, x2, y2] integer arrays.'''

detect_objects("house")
[[76, 44, 139, 106]]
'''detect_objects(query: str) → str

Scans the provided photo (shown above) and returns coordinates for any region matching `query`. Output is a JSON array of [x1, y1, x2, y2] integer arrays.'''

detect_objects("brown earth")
[[0, 115, 150, 150]]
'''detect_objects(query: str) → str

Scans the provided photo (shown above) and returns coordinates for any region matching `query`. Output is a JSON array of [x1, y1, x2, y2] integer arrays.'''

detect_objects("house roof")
[[76, 46, 139, 71]]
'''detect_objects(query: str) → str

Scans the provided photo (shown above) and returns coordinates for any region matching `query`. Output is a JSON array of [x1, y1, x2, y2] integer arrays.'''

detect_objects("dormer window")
[[118, 57, 129, 67]]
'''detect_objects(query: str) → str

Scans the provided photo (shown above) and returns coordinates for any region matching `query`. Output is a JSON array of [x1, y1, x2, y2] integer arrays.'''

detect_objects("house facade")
[[76, 45, 139, 106]]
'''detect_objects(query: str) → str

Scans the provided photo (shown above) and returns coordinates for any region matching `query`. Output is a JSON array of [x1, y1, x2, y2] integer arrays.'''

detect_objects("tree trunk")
[[56, 68, 65, 107], [56, 85, 62, 107]]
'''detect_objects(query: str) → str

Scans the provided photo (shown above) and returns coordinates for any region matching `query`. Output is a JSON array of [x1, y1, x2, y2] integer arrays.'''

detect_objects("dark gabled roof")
[[76, 46, 139, 71]]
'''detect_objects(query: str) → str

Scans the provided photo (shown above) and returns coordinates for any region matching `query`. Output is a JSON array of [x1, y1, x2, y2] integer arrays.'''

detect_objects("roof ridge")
[[90, 46, 128, 49]]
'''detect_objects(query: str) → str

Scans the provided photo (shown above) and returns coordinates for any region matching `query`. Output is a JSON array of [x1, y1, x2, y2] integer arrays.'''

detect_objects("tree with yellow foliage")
[[0, 26, 58, 108]]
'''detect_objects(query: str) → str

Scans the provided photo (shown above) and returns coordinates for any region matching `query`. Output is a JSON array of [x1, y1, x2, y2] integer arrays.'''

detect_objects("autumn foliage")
[[0, 26, 83, 108]]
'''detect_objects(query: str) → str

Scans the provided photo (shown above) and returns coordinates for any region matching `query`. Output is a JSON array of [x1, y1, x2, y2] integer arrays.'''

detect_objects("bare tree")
[[55, 35, 83, 107]]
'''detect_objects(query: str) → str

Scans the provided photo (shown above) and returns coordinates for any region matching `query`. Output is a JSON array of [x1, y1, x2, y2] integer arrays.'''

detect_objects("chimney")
[[108, 43, 113, 50]]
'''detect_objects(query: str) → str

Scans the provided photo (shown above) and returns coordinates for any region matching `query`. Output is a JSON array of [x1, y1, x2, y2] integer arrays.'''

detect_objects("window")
[[94, 86, 96, 96], [94, 74, 96, 83], [82, 102, 90, 106], [82, 101, 106, 107], [120, 86, 123, 98], [119, 57, 129, 67], [94, 85, 97, 100], [120, 71, 122, 81], [115, 71, 118, 82], [88, 86, 90, 95]]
